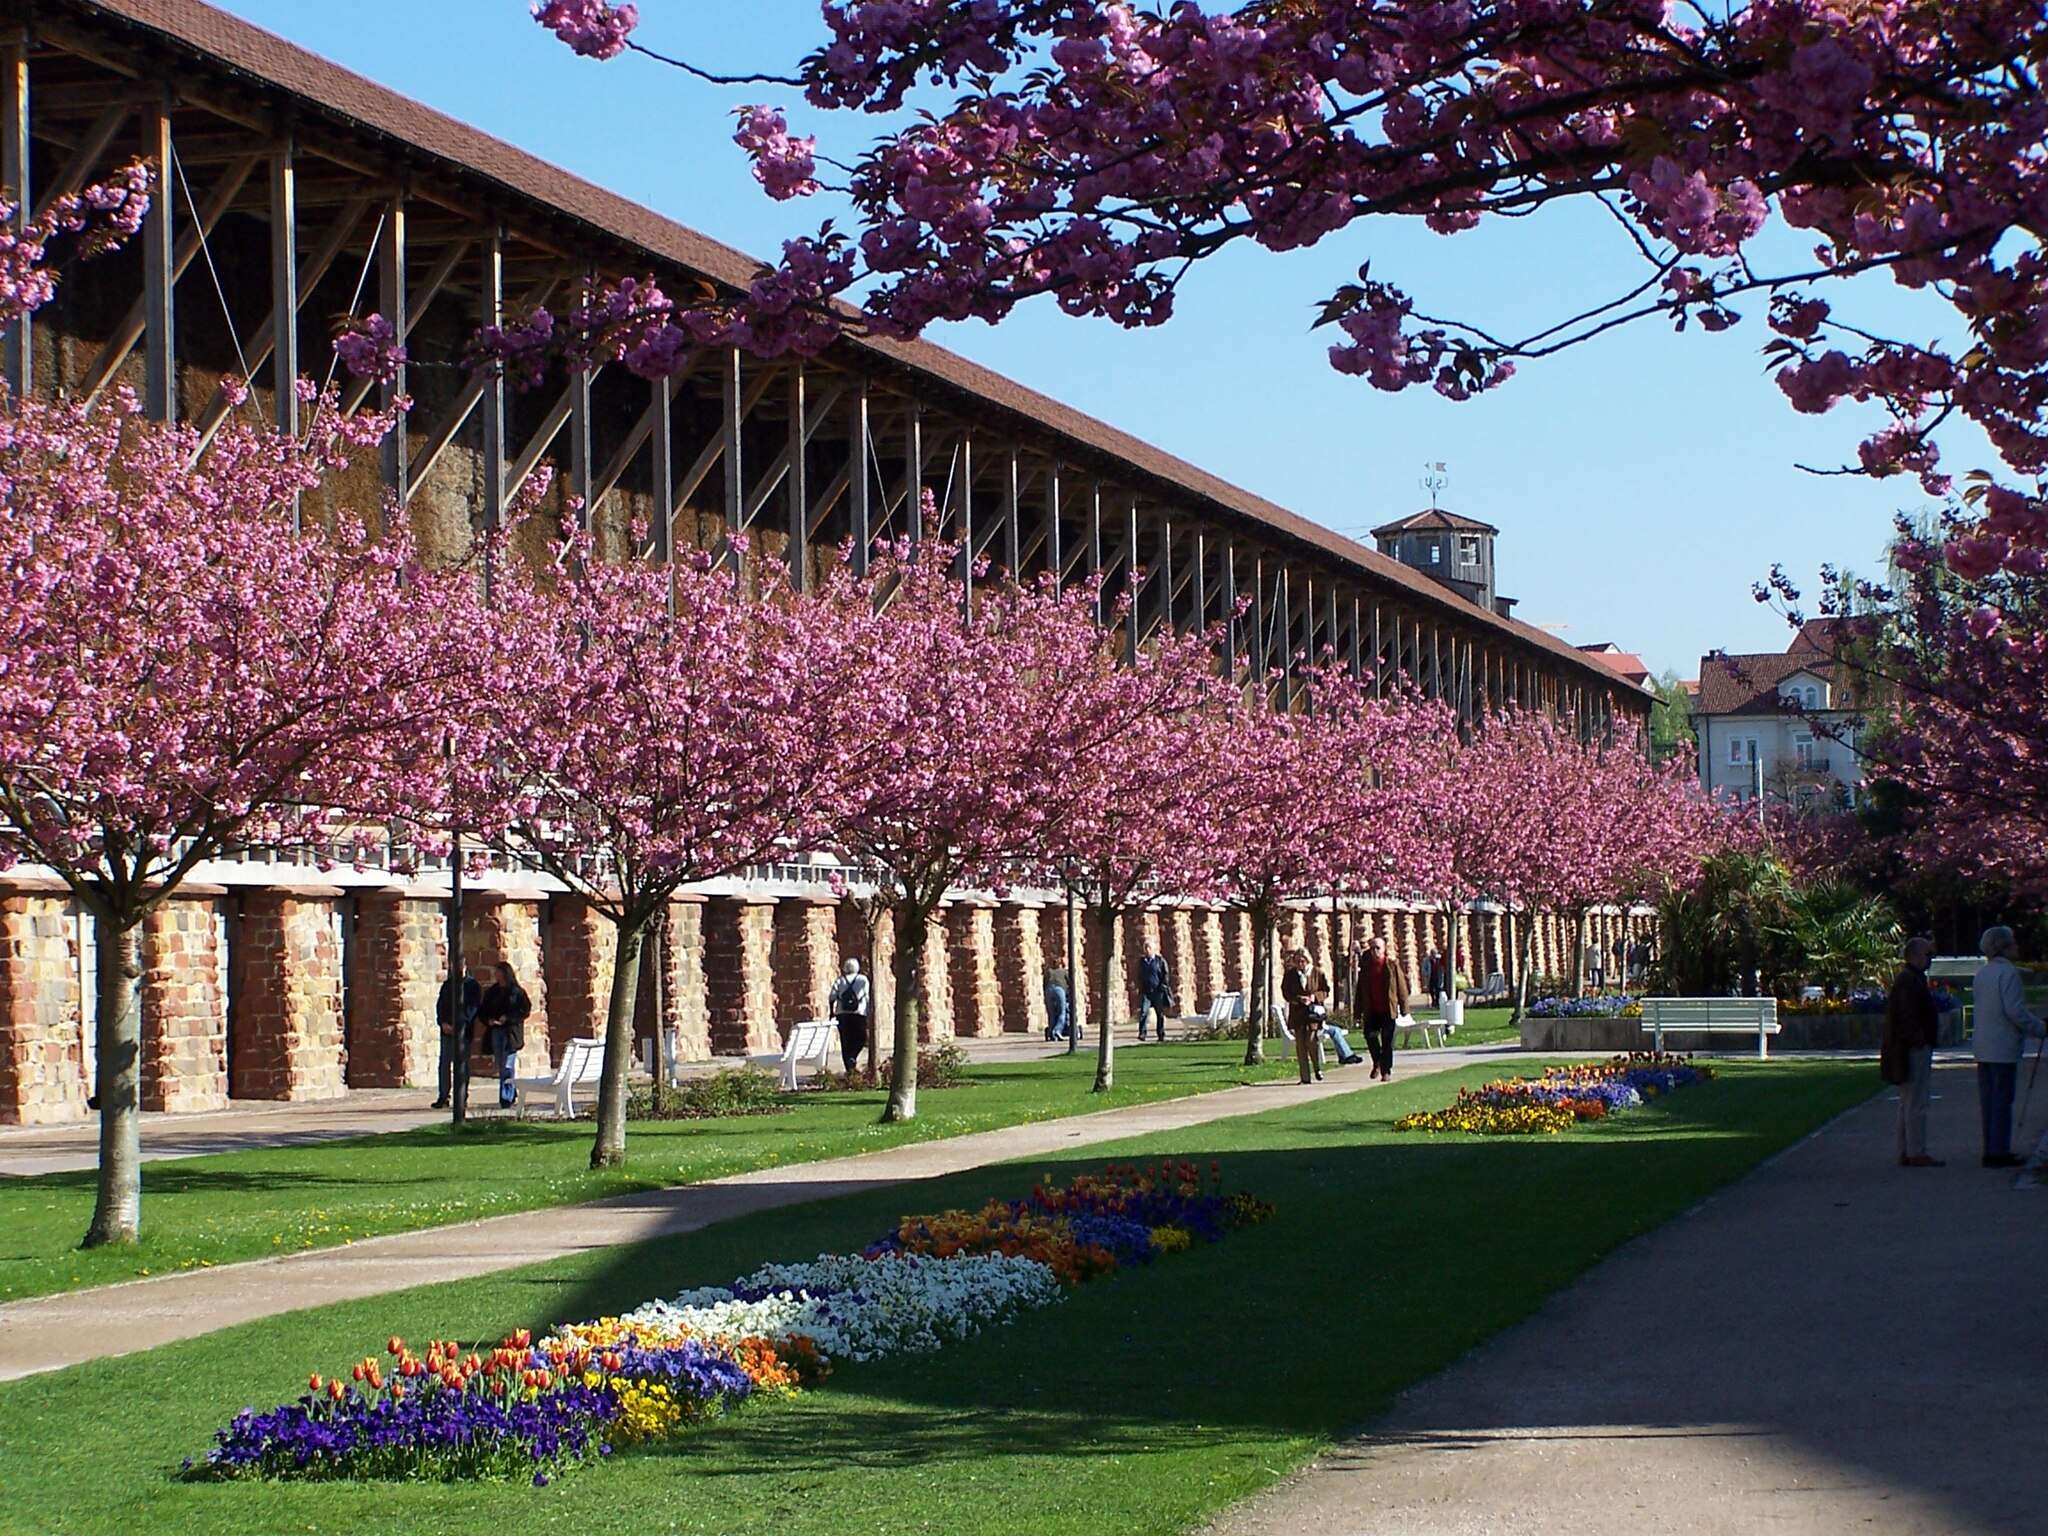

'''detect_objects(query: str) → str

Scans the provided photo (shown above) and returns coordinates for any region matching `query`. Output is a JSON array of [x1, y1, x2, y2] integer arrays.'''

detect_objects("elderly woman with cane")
[[1972, 926, 2046, 1169]]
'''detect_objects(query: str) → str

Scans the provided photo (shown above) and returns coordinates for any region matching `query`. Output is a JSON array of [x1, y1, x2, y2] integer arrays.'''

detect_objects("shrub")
[[626, 1067, 787, 1121], [821, 1040, 974, 1092]]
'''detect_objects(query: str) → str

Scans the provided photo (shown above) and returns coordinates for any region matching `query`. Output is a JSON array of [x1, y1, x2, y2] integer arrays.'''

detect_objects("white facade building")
[[1689, 623, 1867, 810]]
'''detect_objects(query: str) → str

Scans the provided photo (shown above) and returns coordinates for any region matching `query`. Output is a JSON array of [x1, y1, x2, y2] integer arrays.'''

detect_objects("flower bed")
[[188, 1162, 1268, 1486], [1526, 994, 1644, 1018], [1395, 1054, 1714, 1136]]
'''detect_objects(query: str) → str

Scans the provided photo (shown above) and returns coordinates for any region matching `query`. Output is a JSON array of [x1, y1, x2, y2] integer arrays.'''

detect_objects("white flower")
[[617, 1252, 1064, 1365]]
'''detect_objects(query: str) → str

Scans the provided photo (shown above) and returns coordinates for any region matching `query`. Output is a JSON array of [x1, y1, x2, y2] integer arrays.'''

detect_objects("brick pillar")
[[945, 902, 1002, 1037], [916, 904, 954, 1042], [660, 898, 711, 1063], [1393, 911, 1421, 1006], [1307, 907, 1334, 985], [463, 897, 553, 1077], [0, 895, 87, 1125], [1193, 908, 1227, 1010], [347, 895, 443, 1089], [704, 896, 778, 1054], [140, 897, 229, 1111], [1165, 907, 1198, 1013], [773, 898, 841, 1032], [230, 893, 346, 1102], [994, 902, 1046, 1035], [543, 896, 615, 1059], [1222, 909, 1254, 995]]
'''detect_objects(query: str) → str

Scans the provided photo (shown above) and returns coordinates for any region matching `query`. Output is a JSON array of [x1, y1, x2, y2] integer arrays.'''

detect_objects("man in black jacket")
[[433, 963, 481, 1110], [1882, 936, 1943, 1168]]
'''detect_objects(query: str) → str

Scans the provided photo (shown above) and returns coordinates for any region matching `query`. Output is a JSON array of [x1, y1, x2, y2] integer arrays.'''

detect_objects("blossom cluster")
[[188, 1168, 1270, 1486], [1396, 1054, 1713, 1136]]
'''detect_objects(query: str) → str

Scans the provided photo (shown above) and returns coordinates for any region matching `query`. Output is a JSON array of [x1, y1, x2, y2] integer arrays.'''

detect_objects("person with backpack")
[[828, 957, 871, 1073], [1043, 960, 1076, 1043], [475, 961, 532, 1111]]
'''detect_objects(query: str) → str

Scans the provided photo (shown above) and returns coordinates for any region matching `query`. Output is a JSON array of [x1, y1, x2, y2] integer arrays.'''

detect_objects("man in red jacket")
[[1352, 935, 1401, 1081]]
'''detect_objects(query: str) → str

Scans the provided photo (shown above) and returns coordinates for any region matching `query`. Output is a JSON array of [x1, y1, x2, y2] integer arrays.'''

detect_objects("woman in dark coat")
[[475, 962, 532, 1110]]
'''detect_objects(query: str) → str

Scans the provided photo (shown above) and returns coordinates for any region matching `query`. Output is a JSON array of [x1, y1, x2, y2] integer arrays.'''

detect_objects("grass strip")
[[0, 1057, 1875, 1536]]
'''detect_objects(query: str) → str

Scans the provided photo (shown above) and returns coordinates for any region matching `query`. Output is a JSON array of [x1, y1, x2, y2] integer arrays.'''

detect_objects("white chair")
[[1180, 992, 1245, 1032], [1393, 1012, 1444, 1050], [512, 1037, 605, 1118], [747, 1019, 839, 1090]]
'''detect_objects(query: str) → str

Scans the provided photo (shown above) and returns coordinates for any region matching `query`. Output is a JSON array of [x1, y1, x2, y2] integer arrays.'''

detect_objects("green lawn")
[[0, 1058, 1877, 1536], [0, 1043, 1305, 1303]]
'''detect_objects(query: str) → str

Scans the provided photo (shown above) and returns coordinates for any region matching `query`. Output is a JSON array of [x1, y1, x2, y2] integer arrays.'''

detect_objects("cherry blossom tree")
[[0, 387, 479, 1247], [811, 542, 1166, 1121], [465, 525, 840, 1168], [1033, 620, 1222, 1092], [1186, 669, 1420, 1066]]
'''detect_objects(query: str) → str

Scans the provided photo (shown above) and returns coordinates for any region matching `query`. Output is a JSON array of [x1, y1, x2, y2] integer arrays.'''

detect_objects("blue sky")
[[213, 0, 1968, 677]]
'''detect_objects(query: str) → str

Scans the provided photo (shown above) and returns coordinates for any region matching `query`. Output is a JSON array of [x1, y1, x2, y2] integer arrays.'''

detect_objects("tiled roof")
[[57, 0, 1642, 698], [1692, 651, 1840, 716], [1370, 508, 1501, 536], [1577, 646, 1652, 685]]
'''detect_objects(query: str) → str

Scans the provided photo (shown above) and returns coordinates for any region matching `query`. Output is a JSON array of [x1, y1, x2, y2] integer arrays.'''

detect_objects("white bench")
[[748, 1018, 839, 1090], [512, 1037, 605, 1118], [1641, 997, 1782, 1059], [1181, 992, 1246, 1033], [1394, 1011, 1443, 1050]]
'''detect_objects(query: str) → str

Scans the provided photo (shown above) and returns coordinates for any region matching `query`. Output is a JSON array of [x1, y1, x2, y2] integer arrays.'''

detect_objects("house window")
[[1458, 533, 1481, 567], [1795, 735, 1816, 768], [1804, 685, 1819, 708], [1728, 735, 1744, 765], [1428, 542, 1441, 565]]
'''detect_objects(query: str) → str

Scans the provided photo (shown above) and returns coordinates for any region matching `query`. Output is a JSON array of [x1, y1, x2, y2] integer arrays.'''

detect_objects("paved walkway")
[[0, 1043, 1512, 1381], [1210, 1058, 2048, 1536], [0, 1027, 1181, 1178]]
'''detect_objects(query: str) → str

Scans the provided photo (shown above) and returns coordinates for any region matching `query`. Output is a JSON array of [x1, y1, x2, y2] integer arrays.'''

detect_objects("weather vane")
[[1419, 462, 1449, 509]]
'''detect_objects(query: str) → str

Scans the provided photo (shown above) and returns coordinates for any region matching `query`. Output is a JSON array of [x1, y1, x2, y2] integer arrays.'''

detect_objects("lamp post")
[[1064, 861, 1080, 1057], [444, 733, 468, 1127]]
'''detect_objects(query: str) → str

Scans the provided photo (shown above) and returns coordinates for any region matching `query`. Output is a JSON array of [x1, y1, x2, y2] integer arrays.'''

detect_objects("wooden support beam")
[[1220, 544, 1237, 680], [588, 347, 702, 508], [270, 140, 299, 525], [139, 101, 173, 422], [2, 35, 28, 395], [1001, 447, 1021, 577], [905, 406, 925, 542], [1124, 499, 1140, 663], [479, 230, 507, 569], [786, 364, 808, 590], [674, 361, 774, 513], [719, 347, 743, 547], [848, 382, 871, 575], [402, 273, 559, 500], [376, 194, 407, 499]]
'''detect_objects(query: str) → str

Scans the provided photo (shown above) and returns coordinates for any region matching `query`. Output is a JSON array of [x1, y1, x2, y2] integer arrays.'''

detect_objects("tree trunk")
[[1243, 905, 1270, 1067], [1443, 902, 1459, 1016], [589, 917, 645, 1170], [1512, 917, 1537, 1023], [881, 902, 927, 1123], [82, 916, 143, 1248], [1092, 896, 1119, 1093]]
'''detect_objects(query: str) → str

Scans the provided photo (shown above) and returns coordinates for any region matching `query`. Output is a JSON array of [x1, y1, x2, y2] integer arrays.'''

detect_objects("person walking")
[[475, 961, 532, 1111], [828, 957, 871, 1074], [1043, 960, 1074, 1043], [1881, 936, 1943, 1168], [1136, 942, 1174, 1043], [1282, 947, 1331, 1083], [1425, 944, 1446, 1012], [431, 961, 481, 1110], [1352, 934, 1401, 1081], [1972, 926, 2045, 1168]]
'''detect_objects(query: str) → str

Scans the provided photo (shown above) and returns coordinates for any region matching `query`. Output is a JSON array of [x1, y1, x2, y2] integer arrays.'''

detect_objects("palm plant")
[[1773, 878, 1903, 995]]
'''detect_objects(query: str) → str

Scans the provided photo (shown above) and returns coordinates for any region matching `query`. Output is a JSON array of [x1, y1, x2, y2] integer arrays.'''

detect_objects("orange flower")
[[307, 1373, 323, 1393]]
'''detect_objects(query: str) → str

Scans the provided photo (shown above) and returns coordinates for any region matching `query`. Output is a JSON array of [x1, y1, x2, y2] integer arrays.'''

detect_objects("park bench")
[[747, 1018, 839, 1090], [1181, 992, 1246, 1033], [512, 1037, 605, 1119], [1463, 971, 1509, 1006], [1394, 1011, 1444, 1050], [1640, 997, 1782, 1059]]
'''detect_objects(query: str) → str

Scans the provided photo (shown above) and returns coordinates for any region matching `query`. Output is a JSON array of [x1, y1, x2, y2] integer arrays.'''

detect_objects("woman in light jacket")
[[1972, 926, 2045, 1168]]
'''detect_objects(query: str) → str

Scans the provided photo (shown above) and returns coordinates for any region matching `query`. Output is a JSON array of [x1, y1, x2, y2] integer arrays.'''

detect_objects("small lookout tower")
[[1370, 509, 1513, 618]]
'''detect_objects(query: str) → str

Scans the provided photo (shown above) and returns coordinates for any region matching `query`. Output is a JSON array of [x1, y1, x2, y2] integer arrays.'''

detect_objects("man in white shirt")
[[1972, 926, 2045, 1168]]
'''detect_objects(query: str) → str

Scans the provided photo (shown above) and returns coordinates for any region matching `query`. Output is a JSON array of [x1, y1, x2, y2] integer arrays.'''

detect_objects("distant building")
[[1371, 509, 1517, 618], [1689, 621, 1866, 809], [1576, 642, 1652, 689]]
